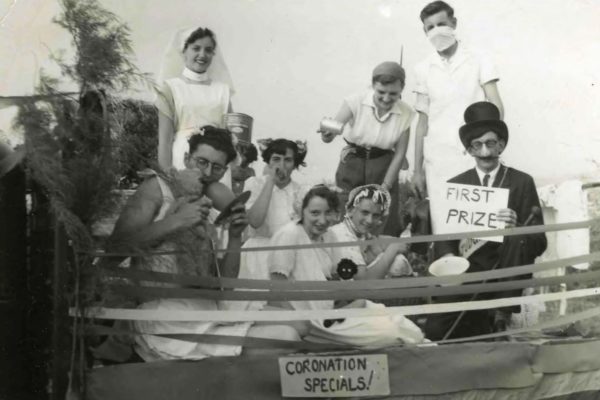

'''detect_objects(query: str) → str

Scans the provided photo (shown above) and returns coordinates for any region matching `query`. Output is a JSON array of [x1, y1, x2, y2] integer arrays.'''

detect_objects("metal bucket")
[[223, 113, 253, 143]]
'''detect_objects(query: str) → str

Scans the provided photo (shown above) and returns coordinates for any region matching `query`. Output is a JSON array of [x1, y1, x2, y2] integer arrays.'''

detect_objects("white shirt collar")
[[475, 163, 501, 187], [430, 41, 467, 68], [362, 90, 405, 122]]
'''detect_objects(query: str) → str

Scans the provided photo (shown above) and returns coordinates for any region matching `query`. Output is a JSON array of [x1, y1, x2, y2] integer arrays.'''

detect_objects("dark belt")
[[344, 140, 393, 159]]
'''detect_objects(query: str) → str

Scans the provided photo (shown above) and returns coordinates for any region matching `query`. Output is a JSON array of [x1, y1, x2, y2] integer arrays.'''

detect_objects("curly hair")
[[237, 141, 258, 165], [261, 139, 307, 168], [188, 126, 237, 164], [298, 185, 339, 223]]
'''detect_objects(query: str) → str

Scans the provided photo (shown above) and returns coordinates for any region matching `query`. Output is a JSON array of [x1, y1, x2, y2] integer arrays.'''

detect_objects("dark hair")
[[261, 139, 307, 168], [420, 1, 454, 22], [183, 27, 217, 51], [236, 142, 258, 164], [188, 126, 237, 164], [300, 185, 339, 218], [372, 73, 405, 87]]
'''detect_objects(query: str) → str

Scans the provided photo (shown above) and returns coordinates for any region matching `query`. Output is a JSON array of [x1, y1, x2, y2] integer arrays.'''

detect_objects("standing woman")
[[156, 26, 233, 172], [319, 62, 415, 236]]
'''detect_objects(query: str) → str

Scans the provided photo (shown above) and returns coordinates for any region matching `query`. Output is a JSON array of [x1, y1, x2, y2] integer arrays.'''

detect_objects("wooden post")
[[26, 179, 55, 399], [0, 166, 27, 398], [50, 220, 70, 400]]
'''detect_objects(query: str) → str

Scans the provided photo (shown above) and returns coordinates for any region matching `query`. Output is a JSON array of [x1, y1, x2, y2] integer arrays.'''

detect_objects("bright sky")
[[1, 0, 599, 186]]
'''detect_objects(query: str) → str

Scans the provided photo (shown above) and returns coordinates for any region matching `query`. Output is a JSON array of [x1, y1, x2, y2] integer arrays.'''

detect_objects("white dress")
[[226, 177, 303, 311], [132, 175, 252, 361], [155, 76, 234, 186]]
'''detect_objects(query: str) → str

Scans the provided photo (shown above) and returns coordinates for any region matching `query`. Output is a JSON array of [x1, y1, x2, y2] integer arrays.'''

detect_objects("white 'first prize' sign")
[[432, 182, 509, 242]]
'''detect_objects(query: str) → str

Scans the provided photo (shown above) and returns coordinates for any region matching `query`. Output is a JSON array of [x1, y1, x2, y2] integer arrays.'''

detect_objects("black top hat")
[[459, 102, 508, 149]]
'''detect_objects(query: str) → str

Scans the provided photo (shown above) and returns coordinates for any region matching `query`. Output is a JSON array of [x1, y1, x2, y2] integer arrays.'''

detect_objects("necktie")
[[482, 174, 490, 187]]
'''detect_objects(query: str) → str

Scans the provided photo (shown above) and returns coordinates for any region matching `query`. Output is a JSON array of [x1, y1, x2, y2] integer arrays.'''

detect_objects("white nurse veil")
[[157, 26, 235, 93]]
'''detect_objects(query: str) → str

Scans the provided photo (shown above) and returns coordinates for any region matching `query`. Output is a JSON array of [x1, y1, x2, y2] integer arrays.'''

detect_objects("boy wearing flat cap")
[[319, 61, 415, 236], [425, 102, 547, 340], [412, 1, 504, 235]]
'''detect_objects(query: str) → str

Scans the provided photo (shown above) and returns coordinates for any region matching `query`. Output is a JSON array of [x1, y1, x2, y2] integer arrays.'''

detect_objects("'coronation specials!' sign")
[[278, 354, 390, 397], [434, 182, 509, 242]]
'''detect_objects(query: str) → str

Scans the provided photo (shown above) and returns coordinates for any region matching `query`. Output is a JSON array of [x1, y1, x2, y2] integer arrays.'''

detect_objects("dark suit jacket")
[[435, 164, 548, 309]]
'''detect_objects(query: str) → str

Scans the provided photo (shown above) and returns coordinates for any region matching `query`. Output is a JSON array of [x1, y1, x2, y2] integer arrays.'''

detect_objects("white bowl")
[[428, 256, 470, 277]]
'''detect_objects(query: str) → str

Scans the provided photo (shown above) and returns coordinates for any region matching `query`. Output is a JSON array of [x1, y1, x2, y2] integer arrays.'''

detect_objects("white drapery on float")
[[79, 218, 600, 399]]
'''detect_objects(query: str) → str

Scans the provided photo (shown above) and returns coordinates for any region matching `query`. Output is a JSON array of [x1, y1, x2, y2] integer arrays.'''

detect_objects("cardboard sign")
[[431, 182, 509, 242], [278, 354, 390, 398]]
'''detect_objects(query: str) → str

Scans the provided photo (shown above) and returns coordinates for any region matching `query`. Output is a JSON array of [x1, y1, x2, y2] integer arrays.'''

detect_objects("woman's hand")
[[388, 241, 408, 255], [263, 164, 278, 181], [319, 130, 338, 143]]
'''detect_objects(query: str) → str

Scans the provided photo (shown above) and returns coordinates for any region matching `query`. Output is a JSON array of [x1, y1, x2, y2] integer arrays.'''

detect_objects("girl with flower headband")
[[330, 184, 413, 279], [318, 61, 415, 236], [226, 139, 308, 311], [155, 27, 234, 175]]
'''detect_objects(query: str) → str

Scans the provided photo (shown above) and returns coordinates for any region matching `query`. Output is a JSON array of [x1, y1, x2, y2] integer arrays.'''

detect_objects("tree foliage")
[[14, 0, 154, 251]]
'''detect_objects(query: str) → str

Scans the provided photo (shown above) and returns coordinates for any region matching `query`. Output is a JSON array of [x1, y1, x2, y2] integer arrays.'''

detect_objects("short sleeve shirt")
[[413, 44, 499, 148], [245, 177, 301, 238], [342, 91, 415, 150], [330, 222, 367, 267], [268, 222, 337, 311]]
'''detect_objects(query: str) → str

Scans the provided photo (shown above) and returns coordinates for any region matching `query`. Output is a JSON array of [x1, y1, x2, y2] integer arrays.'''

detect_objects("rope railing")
[[99, 252, 600, 291], [72, 286, 600, 322], [89, 218, 597, 256], [72, 218, 600, 346]]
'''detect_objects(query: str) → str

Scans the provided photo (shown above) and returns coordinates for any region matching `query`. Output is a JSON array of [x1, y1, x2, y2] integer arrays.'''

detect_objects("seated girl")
[[268, 185, 425, 348], [330, 184, 413, 279], [224, 138, 306, 312]]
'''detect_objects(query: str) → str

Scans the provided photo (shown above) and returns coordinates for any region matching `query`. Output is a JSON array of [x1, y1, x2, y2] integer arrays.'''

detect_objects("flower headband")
[[346, 184, 392, 217], [257, 138, 307, 154], [257, 138, 308, 166]]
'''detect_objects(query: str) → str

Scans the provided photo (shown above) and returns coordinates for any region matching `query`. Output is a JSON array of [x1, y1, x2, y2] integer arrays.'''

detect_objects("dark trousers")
[[335, 150, 400, 236], [425, 309, 494, 341], [425, 234, 538, 340]]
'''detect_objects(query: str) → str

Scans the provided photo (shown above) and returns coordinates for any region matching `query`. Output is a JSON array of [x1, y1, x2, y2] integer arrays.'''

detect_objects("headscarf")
[[345, 184, 391, 217], [157, 26, 235, 92]]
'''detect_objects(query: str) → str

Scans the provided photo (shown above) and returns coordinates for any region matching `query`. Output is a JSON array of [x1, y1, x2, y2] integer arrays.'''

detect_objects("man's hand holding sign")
[[434, 182, 509, 244]]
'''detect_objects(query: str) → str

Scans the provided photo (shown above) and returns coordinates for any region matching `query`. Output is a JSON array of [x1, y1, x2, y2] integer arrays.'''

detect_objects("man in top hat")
[[425, 101, 547, 340]]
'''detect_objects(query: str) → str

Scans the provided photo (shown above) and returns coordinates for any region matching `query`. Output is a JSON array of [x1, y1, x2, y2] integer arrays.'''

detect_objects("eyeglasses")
[[191, 157, 226, 175], [470, 139, 499, 151]]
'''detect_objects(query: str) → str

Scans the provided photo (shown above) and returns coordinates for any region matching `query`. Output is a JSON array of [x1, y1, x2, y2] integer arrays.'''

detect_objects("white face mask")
[[427, 26, 456, 51]]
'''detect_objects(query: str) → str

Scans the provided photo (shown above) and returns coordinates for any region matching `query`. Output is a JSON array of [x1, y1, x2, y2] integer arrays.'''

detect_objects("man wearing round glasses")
[[104, 127, 257, 361], [425, 102, 547, 340]]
